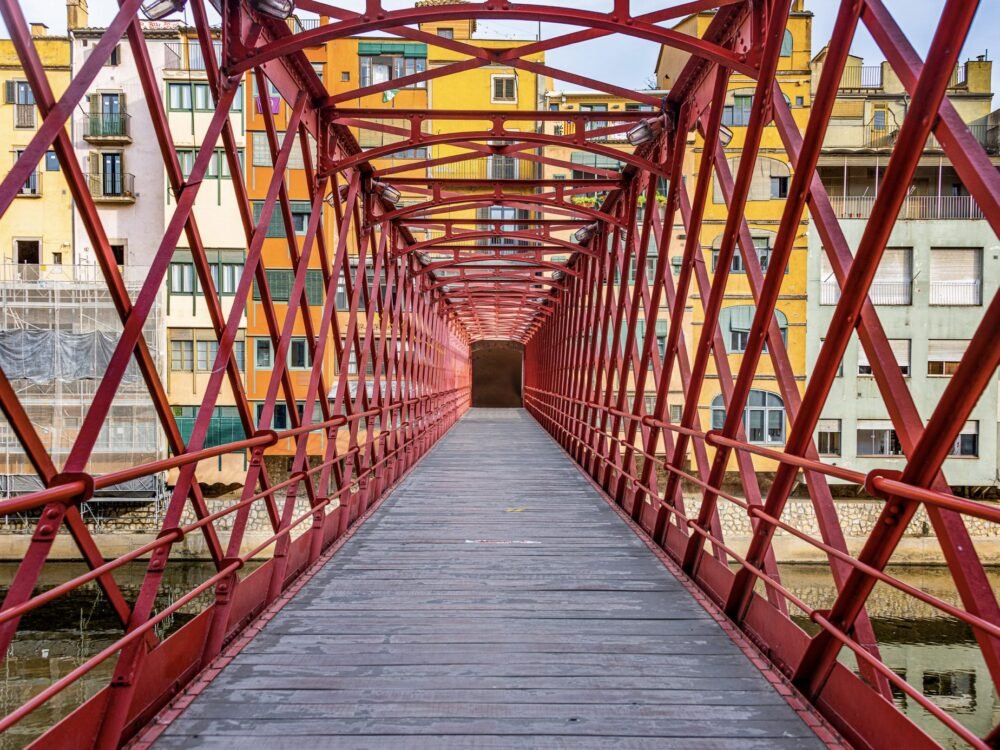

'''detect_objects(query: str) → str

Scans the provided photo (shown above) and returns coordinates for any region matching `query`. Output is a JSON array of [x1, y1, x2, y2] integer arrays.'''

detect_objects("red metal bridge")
[[0, 0, 997, 748]]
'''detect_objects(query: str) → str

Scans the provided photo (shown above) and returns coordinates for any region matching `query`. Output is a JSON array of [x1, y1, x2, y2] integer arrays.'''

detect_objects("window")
[[711, 389, 785, 444], [52, 252, 62, 265], [197, 339, 219, 371], [14, 150, 38, 195], [712, 238, 786, 275], [858, 339, 909, 376], [949, 422, 978, 457], [823, 248, 911, 305], [795, 96, 804, 107], [487, 154, 517, 179], [722, 94, 752, 127], [167, 82, 192, 110], [770, 175, 789, 198], [45, 150, 59, 171], [233, 339, 245, 372], [110, 243, 125, 266], [170, 339, 193, 371], [255, 338, 273, 369], [256, 402, 289, 430], [629, 253, 657, 285], [170, 262, 195, 293], [311, 62, 324, 81], [720, 305, 787, 354], [341, 71, 350, 82], [6, 80, 35, 128], [817, 419, 841, 456], [288, 338, 312, 369], [857, 420, 903, 456], [929, 248, 982, 305], [478, 206, 530, 247], [927, 340, 967, 376], [359, 48, 427, 89], [492, 75, 517, 103], [251, 201, 312, 238], [669, 405, 682, 422], [220, 263, 242, 294], [437, 28, 454, 39], [335, 280, 348, 311], [780, 29, 793, 57]]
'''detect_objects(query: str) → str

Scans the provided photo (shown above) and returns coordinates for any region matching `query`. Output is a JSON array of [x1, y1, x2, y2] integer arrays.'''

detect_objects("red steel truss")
[[0, 0, 995, 748]]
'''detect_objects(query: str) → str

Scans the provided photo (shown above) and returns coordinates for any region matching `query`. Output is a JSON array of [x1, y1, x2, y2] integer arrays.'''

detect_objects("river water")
[[0, 562, 994, 748]]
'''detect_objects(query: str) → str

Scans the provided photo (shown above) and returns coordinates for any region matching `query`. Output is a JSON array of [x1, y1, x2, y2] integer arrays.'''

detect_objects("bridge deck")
[[153, 409, 826, 749]]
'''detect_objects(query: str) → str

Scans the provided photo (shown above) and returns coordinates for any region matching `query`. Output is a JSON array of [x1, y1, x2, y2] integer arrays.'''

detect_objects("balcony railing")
[[929, 280, 982, 306], [822, 280, 912, 306], [85, 171, 135, 201], [431, 158, 536, 180], [17, 171, 39, 196], [838, 65, 884, 89], [83, 112, 131, 141], [0, 263, 150, 287], [163, 40, 221, 70], [828, 194, 984, 220], [14, 103, 34, 128], [559, 119, 630, 143]]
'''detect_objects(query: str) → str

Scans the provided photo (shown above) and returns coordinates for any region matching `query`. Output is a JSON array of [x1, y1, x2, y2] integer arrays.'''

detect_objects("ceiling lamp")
[[141, 0, 186, 20], [373, 181, 402, 205], [626, 116, 665, 147], [325, 183, 351, 206], [250, 0, 295, 19], [574, 222, 598, 244]]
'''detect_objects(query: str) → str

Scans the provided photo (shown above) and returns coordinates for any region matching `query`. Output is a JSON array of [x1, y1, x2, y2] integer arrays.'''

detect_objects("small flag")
[[382, 89, 399, 103]]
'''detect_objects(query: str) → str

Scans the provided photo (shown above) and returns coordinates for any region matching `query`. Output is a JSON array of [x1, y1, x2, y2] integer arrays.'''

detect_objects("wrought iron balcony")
[[82, 112, 132, 143], [85, 171, 135, 202]]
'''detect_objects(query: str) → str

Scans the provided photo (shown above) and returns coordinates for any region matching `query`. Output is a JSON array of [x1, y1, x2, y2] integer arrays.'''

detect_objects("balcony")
[[837, 65, 883, 90], [85, 172, 135, 203], [14, 103, 34, 128], [164, 40, 221, 71], [431, 158, 536, 180], [558, 119, 630, 143], [929, 280, 982, 306], [822, 280, 912, 306], [82, 112, 132, 144], [828, 194, 984, 220], [17, 170, 39, 197]]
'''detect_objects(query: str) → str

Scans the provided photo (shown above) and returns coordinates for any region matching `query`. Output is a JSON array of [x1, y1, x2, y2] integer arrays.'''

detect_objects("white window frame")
[[491, 74, 517, 104]]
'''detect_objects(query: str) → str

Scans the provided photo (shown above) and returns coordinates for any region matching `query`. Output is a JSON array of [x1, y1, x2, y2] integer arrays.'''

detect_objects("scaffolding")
[[0, 264, 166, 513]]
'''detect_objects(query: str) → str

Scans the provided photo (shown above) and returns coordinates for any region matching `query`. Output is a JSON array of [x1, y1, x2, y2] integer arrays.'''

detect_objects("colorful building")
[[655, 1, 813, 473], [805, 51, 999, 490]]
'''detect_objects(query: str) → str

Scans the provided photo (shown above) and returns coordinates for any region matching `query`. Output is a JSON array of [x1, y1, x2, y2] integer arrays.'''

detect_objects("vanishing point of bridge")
[[0, 0, 997, 748]]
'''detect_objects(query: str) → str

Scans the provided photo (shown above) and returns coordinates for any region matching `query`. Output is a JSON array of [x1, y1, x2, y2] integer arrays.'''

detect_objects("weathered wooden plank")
[[153, 409, 823, 749]]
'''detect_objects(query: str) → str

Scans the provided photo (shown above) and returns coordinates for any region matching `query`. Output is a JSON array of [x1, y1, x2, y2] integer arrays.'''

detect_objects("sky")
[[2, 1, 998, 104]]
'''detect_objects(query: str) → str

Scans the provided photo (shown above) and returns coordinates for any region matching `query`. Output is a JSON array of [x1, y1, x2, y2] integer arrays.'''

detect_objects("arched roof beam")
[[379, 195, 619, 227], [396, 231, 590, 259], [240, 2, 754, 83]]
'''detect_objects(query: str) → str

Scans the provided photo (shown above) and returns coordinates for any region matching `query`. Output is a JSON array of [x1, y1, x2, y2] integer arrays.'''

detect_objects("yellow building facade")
[[656, 1, 812, 472], [0, 25, 73, 275]]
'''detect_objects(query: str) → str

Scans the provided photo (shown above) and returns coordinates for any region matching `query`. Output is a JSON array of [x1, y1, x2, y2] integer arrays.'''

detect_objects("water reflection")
[[0, 563, 993, 748]]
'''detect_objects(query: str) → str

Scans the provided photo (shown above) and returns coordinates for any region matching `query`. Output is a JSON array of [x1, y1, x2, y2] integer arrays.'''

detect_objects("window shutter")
[[251, 132, 270, 166], [306, 269, 325, 302], [927, 339, 967, 361], [88, 93, 98, 117], [875, 248, 911, 282], [888, 339, 909, 368], [88, 151, 101, 177], [930, 248, 980, 282], [858, 419, 893, 430], [3, 80, 14, 104]]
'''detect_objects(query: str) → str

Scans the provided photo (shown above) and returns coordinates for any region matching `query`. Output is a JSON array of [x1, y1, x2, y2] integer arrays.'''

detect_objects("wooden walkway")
[[153, 409, 826, 749]]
